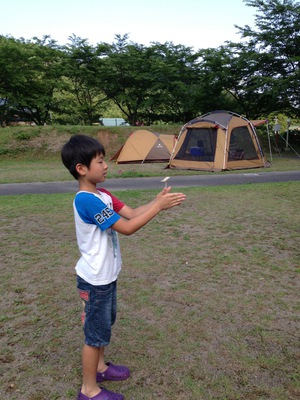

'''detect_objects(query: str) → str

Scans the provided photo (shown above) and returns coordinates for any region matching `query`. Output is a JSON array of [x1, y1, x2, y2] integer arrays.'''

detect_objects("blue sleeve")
[[74, 192, 120, 231]]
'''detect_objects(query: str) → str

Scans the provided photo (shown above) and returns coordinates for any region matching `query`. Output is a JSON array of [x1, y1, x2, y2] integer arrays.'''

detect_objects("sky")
[[1, 0, 256, 50]]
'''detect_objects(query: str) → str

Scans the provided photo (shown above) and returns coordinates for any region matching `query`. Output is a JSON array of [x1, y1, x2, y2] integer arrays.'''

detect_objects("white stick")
[[161, 176, 170, 188]]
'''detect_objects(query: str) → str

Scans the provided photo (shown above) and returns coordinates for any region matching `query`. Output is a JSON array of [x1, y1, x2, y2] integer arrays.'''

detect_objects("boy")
[[61, 134, 186, 400]]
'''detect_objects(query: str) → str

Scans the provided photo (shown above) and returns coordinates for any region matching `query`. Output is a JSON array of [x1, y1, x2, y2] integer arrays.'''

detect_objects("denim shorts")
[[76, 275, 117, 347]]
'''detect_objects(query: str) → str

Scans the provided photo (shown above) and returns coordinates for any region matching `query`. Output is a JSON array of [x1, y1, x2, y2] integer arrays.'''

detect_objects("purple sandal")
[[78, 387, 124, 400], [96, 362, 130, 383]]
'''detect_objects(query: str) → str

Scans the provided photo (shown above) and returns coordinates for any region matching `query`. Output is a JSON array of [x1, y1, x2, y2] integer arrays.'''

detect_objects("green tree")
[[62, 35, 107, 125], [97, 34, 156, 125], [0, 35, 64, 125], [195, 47, 240, 115], [233, 0, 300, 117], [97, 37, 206, 124], [198, 43, 279, 119], [148, 42, 203, 123]]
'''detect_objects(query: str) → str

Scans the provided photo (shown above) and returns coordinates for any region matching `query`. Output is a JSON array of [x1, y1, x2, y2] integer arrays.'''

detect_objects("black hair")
[[61, 134, 106, 180]]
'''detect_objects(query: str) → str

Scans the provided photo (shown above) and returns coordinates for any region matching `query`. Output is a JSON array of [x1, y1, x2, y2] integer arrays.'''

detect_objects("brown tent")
[[167, 111, 268, 172], [111, 130, 176, 164]]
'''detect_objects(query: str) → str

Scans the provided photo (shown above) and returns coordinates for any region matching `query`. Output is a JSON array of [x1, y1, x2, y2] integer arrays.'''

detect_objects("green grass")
[[1, 153, 300, 184], [0, 125, 299, 398], [0, 182, 299, 399]]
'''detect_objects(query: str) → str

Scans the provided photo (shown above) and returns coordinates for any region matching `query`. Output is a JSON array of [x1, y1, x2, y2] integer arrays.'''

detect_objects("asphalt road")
[[0, 170, 299, 195]]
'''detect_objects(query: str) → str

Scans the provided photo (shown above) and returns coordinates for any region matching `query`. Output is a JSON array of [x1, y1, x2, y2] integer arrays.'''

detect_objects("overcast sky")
[[1, 0, 256, 49]]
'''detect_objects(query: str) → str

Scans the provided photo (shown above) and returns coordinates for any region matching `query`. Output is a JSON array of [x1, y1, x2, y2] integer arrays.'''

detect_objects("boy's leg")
[[97, 346, 108, 373], [80, 344, 125, 399], [81, 344, 101, 398]]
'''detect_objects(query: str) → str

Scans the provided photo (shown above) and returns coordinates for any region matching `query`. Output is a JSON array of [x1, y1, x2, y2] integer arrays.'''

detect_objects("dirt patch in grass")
[[0, 183, 299, 399]]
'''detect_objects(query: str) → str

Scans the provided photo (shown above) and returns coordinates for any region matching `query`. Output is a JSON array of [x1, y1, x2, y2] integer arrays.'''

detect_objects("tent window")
[[175, 128, 217, 161], [228, 127, 259, 160]]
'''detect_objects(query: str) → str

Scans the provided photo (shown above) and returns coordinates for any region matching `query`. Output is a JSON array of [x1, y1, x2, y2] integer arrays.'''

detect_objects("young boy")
[[61, 134, 186, 400]]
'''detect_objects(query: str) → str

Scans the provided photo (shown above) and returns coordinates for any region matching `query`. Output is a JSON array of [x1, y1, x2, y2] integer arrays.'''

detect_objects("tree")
[[195, 47, 240, 115], [0, 35, 65, 125], [233, 0, 300, 117], [96, 34, 156, 126], [147, 42, 203, 123], [198, 43, 282, 119], [97, 37, 206, 124], [62, 35, 107, 125]]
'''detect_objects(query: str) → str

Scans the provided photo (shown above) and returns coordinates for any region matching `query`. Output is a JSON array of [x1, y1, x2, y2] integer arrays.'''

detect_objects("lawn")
[[0, 182, 299, 400]]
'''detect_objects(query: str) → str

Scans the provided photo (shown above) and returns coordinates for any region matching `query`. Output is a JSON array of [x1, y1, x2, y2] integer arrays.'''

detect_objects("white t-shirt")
[[73, 189, 124, 285]]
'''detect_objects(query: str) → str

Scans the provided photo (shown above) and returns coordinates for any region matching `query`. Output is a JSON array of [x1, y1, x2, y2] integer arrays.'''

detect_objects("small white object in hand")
[[161, 176, 170, 188]]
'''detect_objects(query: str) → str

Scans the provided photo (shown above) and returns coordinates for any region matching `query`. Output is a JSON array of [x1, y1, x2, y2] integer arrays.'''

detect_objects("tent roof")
[[186, 110, 245, 129], [185, 111, 268, 130]]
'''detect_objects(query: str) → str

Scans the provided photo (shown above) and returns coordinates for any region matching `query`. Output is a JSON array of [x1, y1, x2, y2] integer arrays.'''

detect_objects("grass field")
[[0, 182, 299, 400]]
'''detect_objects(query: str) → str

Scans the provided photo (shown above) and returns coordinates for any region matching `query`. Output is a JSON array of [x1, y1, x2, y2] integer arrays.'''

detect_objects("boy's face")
[[86, 152, 108, 183]]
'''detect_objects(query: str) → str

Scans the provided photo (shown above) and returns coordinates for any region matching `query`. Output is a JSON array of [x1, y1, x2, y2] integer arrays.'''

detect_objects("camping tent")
[[167, 110, 268, 171], [111, 130, 176, 164]]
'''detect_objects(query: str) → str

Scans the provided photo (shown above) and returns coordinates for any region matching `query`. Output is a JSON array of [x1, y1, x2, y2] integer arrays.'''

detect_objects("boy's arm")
[[112, 190, 185, 235], [118, 187, 171, 220]]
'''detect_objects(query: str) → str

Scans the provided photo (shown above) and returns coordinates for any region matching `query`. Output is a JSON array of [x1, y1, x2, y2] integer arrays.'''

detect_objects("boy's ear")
[[75, 163, 87, 176]]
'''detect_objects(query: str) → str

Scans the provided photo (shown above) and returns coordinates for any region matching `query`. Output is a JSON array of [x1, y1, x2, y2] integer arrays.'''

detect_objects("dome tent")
[[167, 110, 268, 172], [111, 130, 176, 164]]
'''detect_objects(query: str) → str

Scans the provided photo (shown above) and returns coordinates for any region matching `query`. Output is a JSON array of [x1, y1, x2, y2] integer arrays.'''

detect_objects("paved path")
[[0, 170, 299, 195]]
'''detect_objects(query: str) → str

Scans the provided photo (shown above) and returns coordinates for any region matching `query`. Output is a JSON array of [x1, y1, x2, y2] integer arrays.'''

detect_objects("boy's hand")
[[155, 187, 186, 210], [156, 186, 171, 199]]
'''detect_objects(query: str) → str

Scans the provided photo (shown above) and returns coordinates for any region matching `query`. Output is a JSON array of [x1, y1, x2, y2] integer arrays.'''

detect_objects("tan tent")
[[167, 111, 268, 172], [111, 130, 176, 164]]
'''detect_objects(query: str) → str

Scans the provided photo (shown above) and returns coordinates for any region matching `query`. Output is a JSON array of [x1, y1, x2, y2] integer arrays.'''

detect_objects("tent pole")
[[249, 121, 267, 166], [267, 122, 272, 162], [223, 128, 228, 170], [278, 134, 300, 158]]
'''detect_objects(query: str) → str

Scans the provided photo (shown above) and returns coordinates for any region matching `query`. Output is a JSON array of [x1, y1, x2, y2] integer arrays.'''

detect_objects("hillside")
[[0, 124, 181, 160]]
